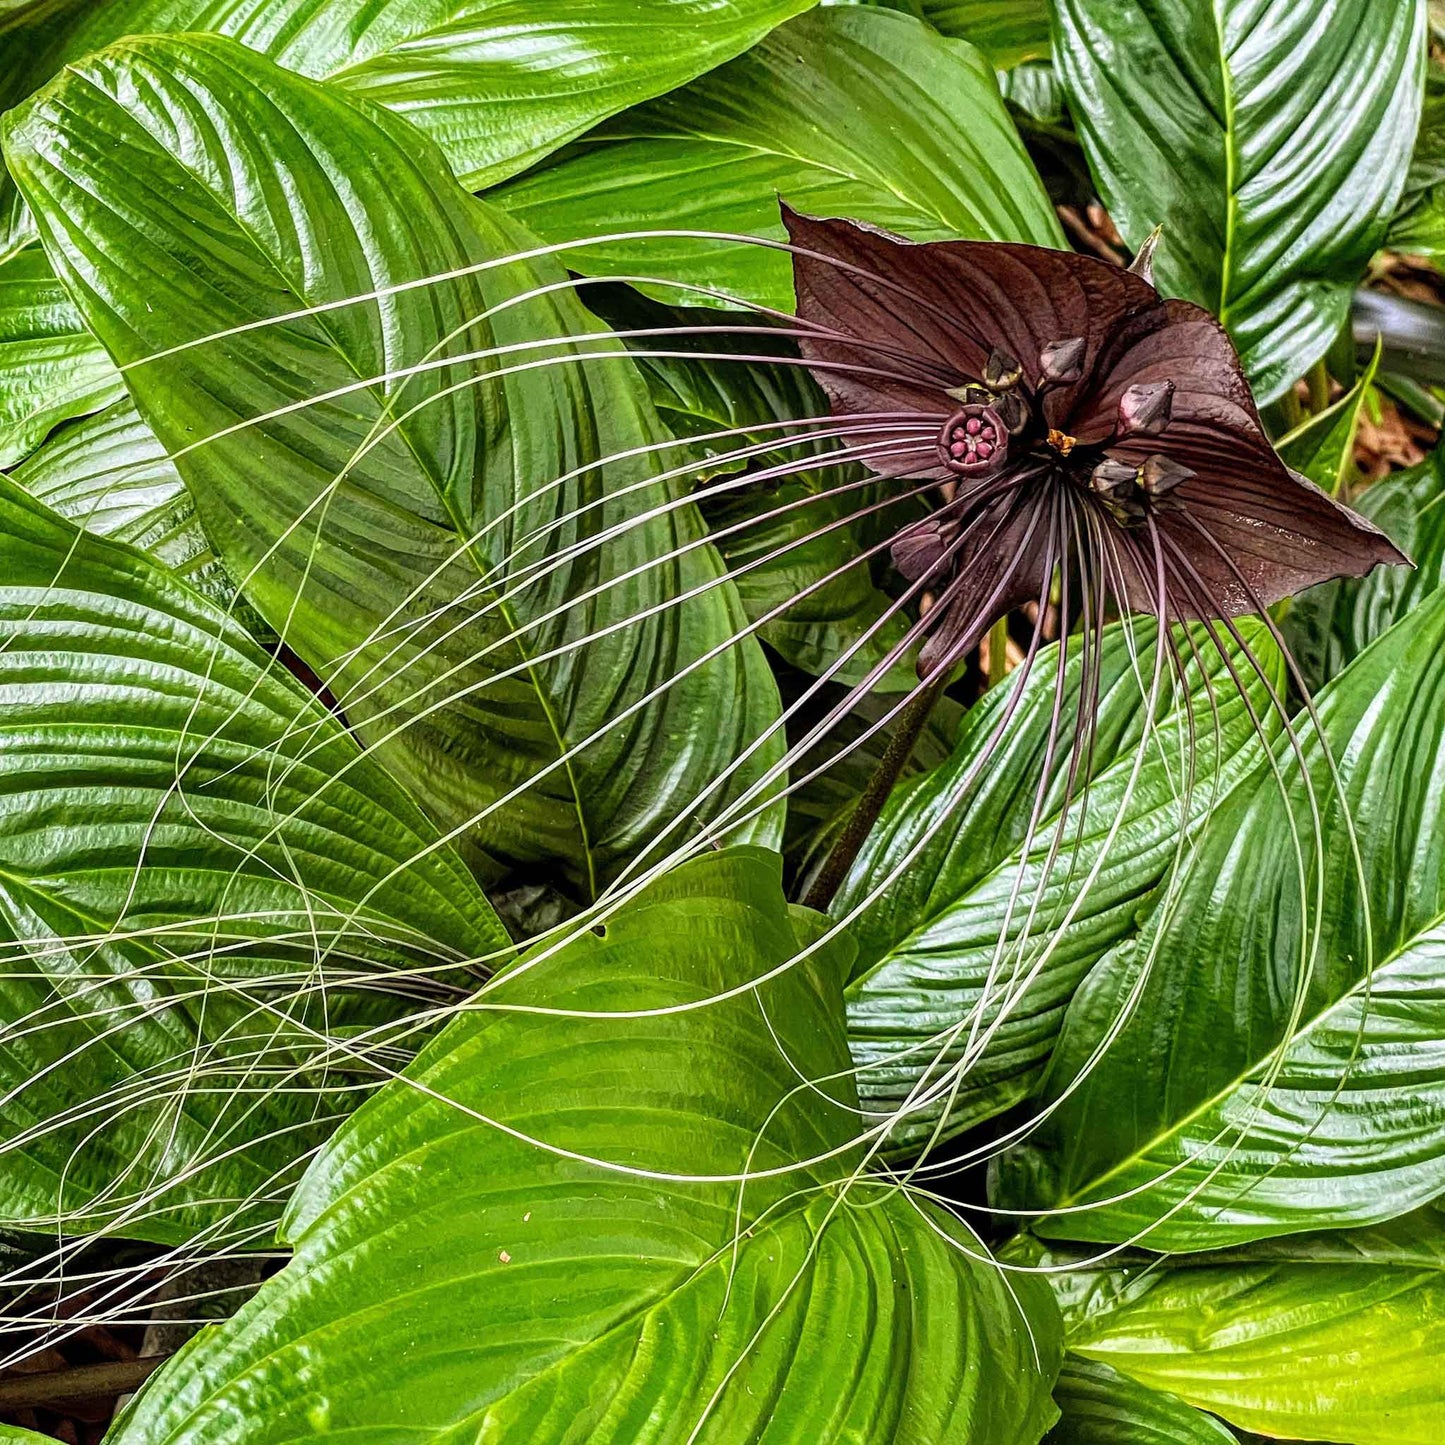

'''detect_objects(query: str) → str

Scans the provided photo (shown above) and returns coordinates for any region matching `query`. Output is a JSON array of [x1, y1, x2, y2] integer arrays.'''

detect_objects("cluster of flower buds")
[[1090, 451, 1195, 526]]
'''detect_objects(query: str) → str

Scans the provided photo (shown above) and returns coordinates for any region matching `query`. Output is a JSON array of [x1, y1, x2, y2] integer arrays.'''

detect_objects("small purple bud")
[[1117, 380, 1174, 438], [1140, 453, 1195, 497], [983, 346, 1023, 392], [937, 404, 1009, 477], [1039, 336, 1087, 385]]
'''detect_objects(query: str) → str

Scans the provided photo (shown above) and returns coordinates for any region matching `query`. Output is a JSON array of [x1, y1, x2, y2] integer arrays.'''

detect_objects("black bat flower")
[[782, 208, 1404, 680]]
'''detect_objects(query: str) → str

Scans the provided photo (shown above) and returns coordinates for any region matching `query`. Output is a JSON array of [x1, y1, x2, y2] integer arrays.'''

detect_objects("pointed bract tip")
[[1128, 226, 1164, 286]]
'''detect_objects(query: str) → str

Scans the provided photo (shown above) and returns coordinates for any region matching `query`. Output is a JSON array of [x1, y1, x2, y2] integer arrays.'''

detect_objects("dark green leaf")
[[492, 6, 1063, 312], [0, 245, 121, 465], [1022, 1210, 1445, 1445], [1000, 587, 1445, 1248], [1390, 63, 1445, 255], [1046, 1356, 1237, 1444], [1285, 440, 1445, 687], [843, 0, 1050, 67], [1053, 0, 1426, 399], [6, 35, 786, 895], [587, 285, 916, 688], [0, 0, 816, 191], [108, 848, 1063, 1445], [838, 621, 1278, 1151], [0, 474, 509, 1242]]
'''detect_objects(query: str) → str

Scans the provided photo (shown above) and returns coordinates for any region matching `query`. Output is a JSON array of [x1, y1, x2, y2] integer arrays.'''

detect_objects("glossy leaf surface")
[[0, 0, 816, 189], [6, 35, 785, 894], [1053, 0, 1426, 399], [1002, 587, 1445, 1248], [0, 475, 508, 1242], [0, 245, 122, 465], [1028, 1212, 1445, 1445], [1046, 1356, 1237, 1445], [110, 848, 1063, 1445], [493, 6, 1063, 312], [838, 622, 1276, 1150]]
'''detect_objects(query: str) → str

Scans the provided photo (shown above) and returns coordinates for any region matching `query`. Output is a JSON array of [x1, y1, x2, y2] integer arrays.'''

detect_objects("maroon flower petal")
[[783, 208, 1164, 432]]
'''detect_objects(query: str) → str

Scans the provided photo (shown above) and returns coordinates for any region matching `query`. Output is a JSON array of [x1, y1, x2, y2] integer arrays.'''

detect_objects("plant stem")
[[802, 678, 945, 913], [1307, 358, 1331, 414], [1278, 386, 1303, 429], [0, 1355, 166, 1411]]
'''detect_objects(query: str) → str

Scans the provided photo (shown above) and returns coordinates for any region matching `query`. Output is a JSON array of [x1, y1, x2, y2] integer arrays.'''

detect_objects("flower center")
[[937, 404, 1006, 476]]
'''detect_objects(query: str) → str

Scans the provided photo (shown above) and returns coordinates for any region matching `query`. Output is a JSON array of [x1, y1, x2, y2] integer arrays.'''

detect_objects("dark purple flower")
[[782, 208, 1405, 678]]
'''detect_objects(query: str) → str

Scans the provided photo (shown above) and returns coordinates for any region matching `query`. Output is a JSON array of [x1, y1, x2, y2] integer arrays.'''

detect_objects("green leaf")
[[10, 398, 267, 632], [5, 35, 786, 896], [1001, 587, 1445, 1249], [1276, 340, 1382, 493], [0, 245, 122, 466], [0, 474, 509, 1243], [838, 621, 1278, 1151], [108, 848, 1063, 1445], [842, 0, 1051, 68], [1046, 1356, 1237, 1444], [1285, 440, 1445, 687], [586, 285, 916, 688], [1024, 1210, 1445, 1445], [1052, 0, 1427, 400], [1390, 63, 1445, 255], [492, 6, 1064, 313], [0, 0, 816, 191]]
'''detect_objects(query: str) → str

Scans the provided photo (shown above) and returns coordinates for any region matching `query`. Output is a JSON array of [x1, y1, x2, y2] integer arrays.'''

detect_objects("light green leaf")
[[1053, 0, 1426, 400], [838, 622, 1278, 1152], [0, 245, 122, 466], [109, 848, 1063, 1445], [1000, 587, 1445, 1249], [839, 0, 1050, 68], [0, 474, 509, 1243], [492, 6, 1064, 313], [10, 398, 266, 631], [5, 35, 786, 896], [0, 0, 816, 191], [1025, 1210, 1445, 1445], [1046, 1356, 1237, 1444], [1276, 340, 1382, 493]]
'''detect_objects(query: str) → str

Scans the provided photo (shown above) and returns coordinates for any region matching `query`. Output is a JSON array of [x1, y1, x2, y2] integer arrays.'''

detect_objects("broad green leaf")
[[109, 848, 1063, 1445], [5, 35, 785, 896], [492, 6, 1064, 313], [1046, 1357, 1237, 1444], [587, 285, 915, 688], [0, 475, 509, 1243], [1390, 64, 1445, 255], [840, 0, 1050, 68], [838, 622, 1277, 1150], [1022, 1210, 1445, 1445], [0, 245, 121, 466], [0, 0, 816, 191], [1052, 0, 1426, 400], [9, 398, 265, 631], [1285, 440, 1445, 687], [1000, 587, 1445, 1248], [1276, 341, 1382, 493], [0, 1430, 59, 1444]]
